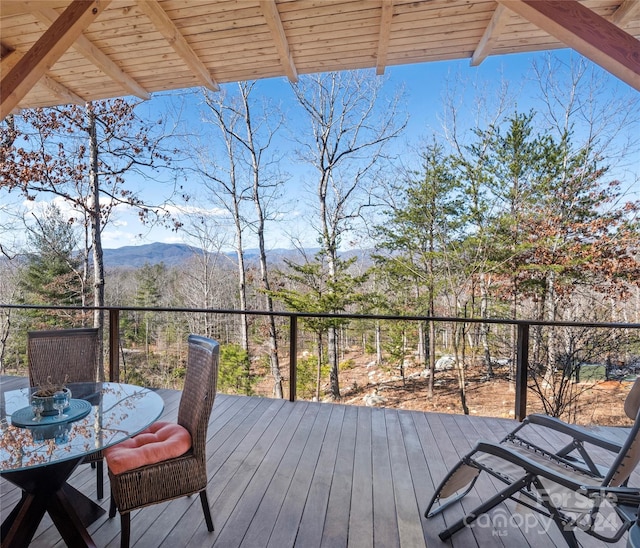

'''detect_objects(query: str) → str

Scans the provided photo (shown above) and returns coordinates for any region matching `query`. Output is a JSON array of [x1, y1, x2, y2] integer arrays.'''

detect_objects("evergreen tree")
[[271, 253, 368, 401], [374, 141, 463, 393], [133, 262, 165, 358], [18, 204, 87, 327]]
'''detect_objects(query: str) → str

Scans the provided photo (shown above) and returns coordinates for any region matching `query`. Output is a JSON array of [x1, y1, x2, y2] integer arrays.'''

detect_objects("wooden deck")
[[1, 375, 634, 547]]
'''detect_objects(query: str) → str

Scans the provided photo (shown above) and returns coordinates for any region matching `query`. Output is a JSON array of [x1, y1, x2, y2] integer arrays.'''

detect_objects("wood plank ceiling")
[[1, 0, 639, 120]]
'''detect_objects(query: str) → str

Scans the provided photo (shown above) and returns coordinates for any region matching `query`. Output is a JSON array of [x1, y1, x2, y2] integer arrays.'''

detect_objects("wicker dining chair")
[[106, 334, 220, 548], [27, 327, 104, 498]]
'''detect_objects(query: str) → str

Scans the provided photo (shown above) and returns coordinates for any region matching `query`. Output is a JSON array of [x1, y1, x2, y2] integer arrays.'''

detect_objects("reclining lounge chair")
[[425, 377, 640, 546]]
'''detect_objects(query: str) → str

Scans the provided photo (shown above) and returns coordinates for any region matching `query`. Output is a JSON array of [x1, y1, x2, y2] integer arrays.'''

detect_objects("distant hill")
[[103, 243, 202, 268], [103, 242, 369, 269]]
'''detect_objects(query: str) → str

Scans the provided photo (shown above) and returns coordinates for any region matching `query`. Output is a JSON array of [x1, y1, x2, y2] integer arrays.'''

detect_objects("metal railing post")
[[109, 308, 120, 382], [289, 315, 297, 402], [515, 323, 529, 421]]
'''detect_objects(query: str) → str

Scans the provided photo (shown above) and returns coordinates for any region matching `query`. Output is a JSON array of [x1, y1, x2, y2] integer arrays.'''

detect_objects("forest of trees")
[[1, 56, 639, 418]]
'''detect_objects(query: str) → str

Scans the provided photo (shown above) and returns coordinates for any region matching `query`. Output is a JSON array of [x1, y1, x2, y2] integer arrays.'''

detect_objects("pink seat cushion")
[[105, 421, 192, 475]]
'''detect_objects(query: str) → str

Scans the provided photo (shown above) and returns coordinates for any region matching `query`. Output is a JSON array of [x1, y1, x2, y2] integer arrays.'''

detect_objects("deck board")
[[297, 403, 345, 547], [0, 375, 635, 547], [348, 405, 375, 548], [266, 401, 334, 548]]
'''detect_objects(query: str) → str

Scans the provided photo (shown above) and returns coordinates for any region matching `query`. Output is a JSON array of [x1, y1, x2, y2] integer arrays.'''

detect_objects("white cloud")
[[163, 204, 229, 218]]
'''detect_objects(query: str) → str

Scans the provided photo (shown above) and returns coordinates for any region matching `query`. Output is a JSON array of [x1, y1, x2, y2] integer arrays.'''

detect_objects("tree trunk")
[[243, 84, 283, 398], [88, 105, 105, 382], [327, 325, 340, 399], [323, 180, 341, 399], [453, 321, 469, 415], [427, 281, 436, 398], [480, 273, 493, 378], [417, 322, 425, 365], [428, 319, 436, 398], [256, 222, 282, 397], [543, 270, 559, 388], [376, 320, 383, 365], [315, 333, 324, 401], [233, 200, 249, 352]]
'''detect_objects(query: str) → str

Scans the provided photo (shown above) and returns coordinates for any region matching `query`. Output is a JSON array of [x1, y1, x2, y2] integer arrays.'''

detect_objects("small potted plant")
[[31, 376, 71, 417]]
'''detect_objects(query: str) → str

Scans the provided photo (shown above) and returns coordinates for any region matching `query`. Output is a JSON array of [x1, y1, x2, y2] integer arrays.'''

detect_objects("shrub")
[[219, 344, 257, 396]]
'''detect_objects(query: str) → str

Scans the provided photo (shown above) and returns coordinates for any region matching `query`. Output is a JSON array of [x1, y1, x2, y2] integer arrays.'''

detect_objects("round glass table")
[[1, 381, 164, 548]]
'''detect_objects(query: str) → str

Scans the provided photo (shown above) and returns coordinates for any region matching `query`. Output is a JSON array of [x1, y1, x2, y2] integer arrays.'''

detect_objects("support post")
[[289, 315, 297, 402], [109, 309, 120, 383], [515, 323, 529, 421]]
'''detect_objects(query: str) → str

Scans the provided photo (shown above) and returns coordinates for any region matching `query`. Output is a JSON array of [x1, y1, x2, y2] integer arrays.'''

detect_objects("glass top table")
[[1, 381, 164, 548], [1, 382, 164, 472]]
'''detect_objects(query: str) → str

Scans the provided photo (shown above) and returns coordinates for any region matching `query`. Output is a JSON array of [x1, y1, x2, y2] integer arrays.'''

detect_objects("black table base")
[[1, 456, 105, 548]]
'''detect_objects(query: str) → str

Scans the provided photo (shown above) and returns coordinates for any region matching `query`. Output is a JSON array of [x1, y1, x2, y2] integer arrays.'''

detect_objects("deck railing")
[[1, 303, 639, 421]]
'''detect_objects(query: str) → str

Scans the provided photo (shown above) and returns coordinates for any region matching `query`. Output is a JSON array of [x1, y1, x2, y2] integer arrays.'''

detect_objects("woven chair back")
[[178, 335, 220, 461], [28, 328, 99, 387]]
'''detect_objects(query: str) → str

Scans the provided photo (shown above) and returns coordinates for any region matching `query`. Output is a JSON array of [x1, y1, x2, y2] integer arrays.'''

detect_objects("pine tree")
[[19, 204, 87, 327], [271, 253, 368, 401], [374, 140, 463, 396]]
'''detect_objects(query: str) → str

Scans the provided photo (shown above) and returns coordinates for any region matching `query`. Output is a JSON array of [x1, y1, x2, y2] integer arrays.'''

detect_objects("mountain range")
[[103, 242, 371, 268], [103, 242, 322, 268]]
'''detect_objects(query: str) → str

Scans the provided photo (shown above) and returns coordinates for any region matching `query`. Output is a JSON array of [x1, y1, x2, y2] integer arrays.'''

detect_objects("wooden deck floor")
[[1, 375, 634, 547]]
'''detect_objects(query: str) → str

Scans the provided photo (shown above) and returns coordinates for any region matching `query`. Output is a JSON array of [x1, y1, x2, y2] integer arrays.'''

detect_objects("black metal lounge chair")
[[425, 377, 640, 546]]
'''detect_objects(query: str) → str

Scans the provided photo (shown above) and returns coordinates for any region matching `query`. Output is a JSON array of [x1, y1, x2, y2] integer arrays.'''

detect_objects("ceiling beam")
[[137, 0, 219, 91], [260, 0, 298, 83], [1, 49, 24, 115], [27, 2, 150, 100], [39, 74, 86, 105], [2, 48, 85, 107], [376, 0, 394, 75], [471, 4, 510, 66], [498, 0, 640, 91], [1, 0, 109, 120], [611, 0, 640, 27]]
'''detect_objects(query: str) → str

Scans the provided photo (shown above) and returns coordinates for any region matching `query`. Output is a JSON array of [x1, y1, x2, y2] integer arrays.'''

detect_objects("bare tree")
[[291, 70, 405, 399], [177, 212, 232, 337], [195, 82, 286, 396], [237, 82, 286, 398], [196, 89, 251, 351], [1, 100, 178, 377]]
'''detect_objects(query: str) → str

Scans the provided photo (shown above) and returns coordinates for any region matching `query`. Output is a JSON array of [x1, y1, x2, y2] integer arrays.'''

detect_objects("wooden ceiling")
[[1, 0, 640, 120]]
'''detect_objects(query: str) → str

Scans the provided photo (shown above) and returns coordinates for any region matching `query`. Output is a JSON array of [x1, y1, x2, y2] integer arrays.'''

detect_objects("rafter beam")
[[28, 2, 150, 99], [260, 0, 297, 83], [498, 0, 640, 91], [1, 0, 109, 120], [376, 0, 394, 75], [138, 0, 219, 91], [39, 74, 86, 105], [471, 4, 510, 66], [611, 0, 640, 27], [1, 49, 23, 115], [2, 48, 85, 107]]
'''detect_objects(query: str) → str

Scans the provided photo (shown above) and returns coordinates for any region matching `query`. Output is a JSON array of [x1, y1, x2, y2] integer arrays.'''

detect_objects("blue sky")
[[2, 48, 638, 253]]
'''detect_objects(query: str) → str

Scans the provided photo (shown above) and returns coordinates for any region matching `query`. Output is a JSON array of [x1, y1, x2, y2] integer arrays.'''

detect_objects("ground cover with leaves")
[[255, 352, 633, 428]]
